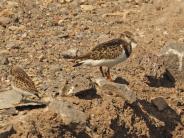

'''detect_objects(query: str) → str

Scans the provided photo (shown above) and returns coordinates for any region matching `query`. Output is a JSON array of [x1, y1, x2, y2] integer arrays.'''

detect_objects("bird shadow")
[[110, 98, 182, 138], [146, 70, 175, 88], [15, 103, 47, 111], [120, 99, 182, 138], [114, 77, 129, 85], [110, 117, 137, 138], [75, 88, 101, 100]]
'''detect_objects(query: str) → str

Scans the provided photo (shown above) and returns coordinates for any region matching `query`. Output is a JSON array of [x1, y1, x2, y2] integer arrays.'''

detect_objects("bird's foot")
[[106, 75, 113, 81]]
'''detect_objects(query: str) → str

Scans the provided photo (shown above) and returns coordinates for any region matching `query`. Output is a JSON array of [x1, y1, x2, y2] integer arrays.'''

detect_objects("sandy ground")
[[0, 0, 184, 137]]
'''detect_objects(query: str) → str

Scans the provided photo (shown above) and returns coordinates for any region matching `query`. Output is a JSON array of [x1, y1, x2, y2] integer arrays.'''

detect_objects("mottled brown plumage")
[[78, 38, 132, 60], [10, 66, 40, 99], [73, 31, 137, 81]]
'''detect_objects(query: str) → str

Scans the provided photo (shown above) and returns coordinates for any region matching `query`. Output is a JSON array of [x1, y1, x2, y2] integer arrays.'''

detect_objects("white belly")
[[12, 84, 36, 97], [82, 52, 127, 67]]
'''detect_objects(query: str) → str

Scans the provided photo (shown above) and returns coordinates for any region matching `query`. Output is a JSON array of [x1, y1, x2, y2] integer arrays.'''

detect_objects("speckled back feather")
[[78, 38, 132, 60], [10, 66, 39, 98]]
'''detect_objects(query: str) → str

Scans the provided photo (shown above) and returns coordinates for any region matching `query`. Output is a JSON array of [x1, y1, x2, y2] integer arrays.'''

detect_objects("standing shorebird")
[[10, 66, 40, 101], [73, 31, 137, 81]]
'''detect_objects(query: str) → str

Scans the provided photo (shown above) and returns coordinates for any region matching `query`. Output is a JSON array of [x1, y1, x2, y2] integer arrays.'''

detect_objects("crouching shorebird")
[[10, 66, 40, 102], [73, 31, 137, 81]]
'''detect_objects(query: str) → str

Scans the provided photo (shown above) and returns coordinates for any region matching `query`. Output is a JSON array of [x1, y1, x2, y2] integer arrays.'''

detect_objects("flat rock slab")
[[160, 42, 184, 81], [94, 78, 137, 104], [0, 90, 22, 109], [48, 100, 88, 125], [0, 90, 46, 110]]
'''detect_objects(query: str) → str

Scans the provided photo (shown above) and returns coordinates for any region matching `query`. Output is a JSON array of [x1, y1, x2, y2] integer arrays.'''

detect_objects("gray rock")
[[151, 97, 168, 111], [0, 89, 47, 110], [62, 48, 79, 59], [0, 90, 22, 109], [0, 124, 15, 138], [48, 100, 88, 125], [159, 42, 184, 81], [94, 78, 137, 104]]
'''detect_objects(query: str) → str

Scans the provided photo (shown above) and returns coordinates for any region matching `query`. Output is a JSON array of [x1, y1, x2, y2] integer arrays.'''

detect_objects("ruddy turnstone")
[[10, 66, 40, 101], [73, 31, 137, 80]]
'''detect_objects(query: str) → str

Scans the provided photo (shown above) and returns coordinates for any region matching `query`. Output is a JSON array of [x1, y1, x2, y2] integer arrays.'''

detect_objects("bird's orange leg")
[[106, 68, 112, 81]]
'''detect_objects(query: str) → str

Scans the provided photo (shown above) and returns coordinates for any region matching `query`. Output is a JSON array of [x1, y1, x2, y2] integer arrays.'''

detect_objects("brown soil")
[[0, 0, 184, 137]]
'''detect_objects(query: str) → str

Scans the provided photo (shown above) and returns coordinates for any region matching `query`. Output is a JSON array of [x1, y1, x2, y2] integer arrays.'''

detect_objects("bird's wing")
[[92, 38, 124, 50], [75, 38, 130, 61], [89, 38, 129, 60], [15, 76, 38, 94]]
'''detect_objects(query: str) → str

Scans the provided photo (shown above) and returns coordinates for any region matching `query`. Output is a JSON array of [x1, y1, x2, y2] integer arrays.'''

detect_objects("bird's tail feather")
[[72, 53, 90, 67], [73, 62, 84, 67]]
